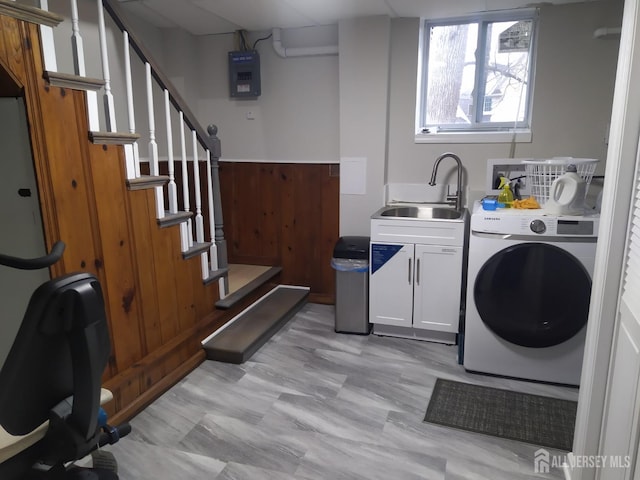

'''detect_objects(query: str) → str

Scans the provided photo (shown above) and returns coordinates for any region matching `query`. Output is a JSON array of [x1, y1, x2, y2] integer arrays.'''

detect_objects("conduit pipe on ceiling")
[[271, 28, 338, 58], [593, 27, 622, 39]]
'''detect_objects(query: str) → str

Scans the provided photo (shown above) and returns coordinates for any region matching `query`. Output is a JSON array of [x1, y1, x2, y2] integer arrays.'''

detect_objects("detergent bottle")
[[497, 177, 514, 208], [544, 164, 586, 215]]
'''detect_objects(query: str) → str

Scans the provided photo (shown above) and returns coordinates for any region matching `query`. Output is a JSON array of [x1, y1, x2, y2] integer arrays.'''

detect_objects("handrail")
[[0, 241, 65, 270], [101, 0, 211, 151]]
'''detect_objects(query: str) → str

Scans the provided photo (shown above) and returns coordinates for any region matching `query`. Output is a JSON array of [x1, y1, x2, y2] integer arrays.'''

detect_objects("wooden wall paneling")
[[172, 228, 198, 333], [189, 255, 208, 327], [114, 374, 143, 415], [145, 193, 181, 345], [70, 92, 119, 379], [297, 165, 320, 288], [87, 144, 145, 378], [303, 165, 324, 291], [279, 164, 297, 284], [259, 164, 280, 261], [218, 162, 339, 301], [197, 257, 217, 320], [125, 188, 167, 396], [34, 85, 99, 276], [1, 17, 25, 85], [0, 35, 23, 97], [233, 163, 263, 260], [245, 163, 265, 259], [0, 18, 7, 67], [128, 192, 170, 401], [128, 189, 163, 354], [87, 144, 145, 410], [179, 252, 205, 370]]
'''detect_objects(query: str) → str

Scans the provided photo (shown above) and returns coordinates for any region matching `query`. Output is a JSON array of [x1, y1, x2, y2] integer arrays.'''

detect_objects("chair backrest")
[[0, 273, 111, 442]]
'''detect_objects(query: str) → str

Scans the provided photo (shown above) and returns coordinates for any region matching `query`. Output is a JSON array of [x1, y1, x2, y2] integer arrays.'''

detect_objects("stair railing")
[[28, 0, 229, 296]]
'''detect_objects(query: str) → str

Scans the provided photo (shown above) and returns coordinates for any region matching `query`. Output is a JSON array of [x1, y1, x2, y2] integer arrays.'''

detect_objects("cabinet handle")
[[416, 258, 420, 285], [408, 258, 412, 284]]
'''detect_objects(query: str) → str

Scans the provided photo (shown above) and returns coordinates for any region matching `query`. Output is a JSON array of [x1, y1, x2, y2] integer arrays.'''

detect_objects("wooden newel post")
[[207, 124, 229, 293]]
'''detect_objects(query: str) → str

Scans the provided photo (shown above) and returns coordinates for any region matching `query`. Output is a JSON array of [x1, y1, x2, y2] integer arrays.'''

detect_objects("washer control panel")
[[530, 219, 546, 234], [471, 204, 599, 237]]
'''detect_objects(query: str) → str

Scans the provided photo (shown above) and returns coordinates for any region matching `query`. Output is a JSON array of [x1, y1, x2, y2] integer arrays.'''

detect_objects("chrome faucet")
[[428, 152, 464, 211]]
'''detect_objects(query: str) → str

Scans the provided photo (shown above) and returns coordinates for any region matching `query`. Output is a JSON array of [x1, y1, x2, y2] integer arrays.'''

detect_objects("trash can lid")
[[333, 236, 370, 259]]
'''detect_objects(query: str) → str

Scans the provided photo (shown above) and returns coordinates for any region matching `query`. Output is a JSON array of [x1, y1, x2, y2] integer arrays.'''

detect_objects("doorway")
[[0, 97, 49, 371]]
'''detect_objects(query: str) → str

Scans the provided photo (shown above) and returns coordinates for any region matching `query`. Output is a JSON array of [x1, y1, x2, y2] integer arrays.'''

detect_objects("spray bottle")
[[497, 177, 514, 208]]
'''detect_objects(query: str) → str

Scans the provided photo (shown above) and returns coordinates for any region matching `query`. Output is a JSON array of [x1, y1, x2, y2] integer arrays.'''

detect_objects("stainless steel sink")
[[373, 205, 464, 220]]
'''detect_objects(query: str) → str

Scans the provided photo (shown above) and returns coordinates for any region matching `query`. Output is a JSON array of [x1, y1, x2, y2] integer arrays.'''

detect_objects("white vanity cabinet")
[[369, 212, 467, 344]]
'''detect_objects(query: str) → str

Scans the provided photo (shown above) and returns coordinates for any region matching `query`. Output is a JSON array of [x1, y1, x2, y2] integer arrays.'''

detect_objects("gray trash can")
[[331, 236, 370, 334]]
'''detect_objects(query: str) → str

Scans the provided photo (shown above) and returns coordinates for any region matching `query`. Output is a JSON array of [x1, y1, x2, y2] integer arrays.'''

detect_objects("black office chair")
[[0, 242, 130, 479]]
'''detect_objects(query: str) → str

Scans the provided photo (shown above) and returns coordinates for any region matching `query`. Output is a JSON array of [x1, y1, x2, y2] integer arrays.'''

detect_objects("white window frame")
[[415, 9, 539, 144]]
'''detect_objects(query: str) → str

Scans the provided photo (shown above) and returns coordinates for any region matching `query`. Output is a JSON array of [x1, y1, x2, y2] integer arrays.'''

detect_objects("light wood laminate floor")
[[103, 303, 577, 479]]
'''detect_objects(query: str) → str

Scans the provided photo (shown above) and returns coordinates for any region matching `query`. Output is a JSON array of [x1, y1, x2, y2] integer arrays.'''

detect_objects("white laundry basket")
[[522, 158, 598, 205]]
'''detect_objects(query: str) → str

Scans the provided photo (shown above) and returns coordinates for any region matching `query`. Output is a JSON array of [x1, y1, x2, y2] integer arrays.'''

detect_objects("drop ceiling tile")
[[118, 1, 178, 29], [141, 0, 240, 34], [279, 0, 395, 25], [387, 0, 491, 19], [192, 0, 315, 31]]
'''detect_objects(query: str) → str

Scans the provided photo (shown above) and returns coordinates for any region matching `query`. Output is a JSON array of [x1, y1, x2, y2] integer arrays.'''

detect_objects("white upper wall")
[[193, 26, 340, 163], [339, 16, 392, 235]]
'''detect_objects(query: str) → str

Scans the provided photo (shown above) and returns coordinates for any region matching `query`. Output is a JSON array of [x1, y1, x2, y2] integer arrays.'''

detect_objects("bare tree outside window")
[[426, 24, 471, 125]]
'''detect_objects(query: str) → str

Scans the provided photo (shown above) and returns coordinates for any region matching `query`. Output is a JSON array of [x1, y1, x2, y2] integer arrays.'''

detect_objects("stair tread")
[[89, 131, 140, 145], [157, 211, 192, 228], [44, 71, 104, 91], [182, 241, 212, 260], [202, 285, 309, 364], [203, 267, 229, 286]]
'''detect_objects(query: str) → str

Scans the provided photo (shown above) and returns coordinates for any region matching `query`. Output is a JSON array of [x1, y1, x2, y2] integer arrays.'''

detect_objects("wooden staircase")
[[0, 0, 308, 422]]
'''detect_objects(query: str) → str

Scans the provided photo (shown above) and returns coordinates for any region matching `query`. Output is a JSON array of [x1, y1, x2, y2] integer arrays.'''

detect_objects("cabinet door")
[[413, 244, 462, 332], [369, 242, 414, 327]]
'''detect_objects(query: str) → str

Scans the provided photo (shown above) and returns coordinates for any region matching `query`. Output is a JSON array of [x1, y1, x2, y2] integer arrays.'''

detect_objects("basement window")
[[416, 10, 538, 143]]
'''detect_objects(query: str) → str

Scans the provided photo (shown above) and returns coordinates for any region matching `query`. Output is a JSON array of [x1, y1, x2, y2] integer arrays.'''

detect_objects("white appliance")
[[463, 203, 598, 385]]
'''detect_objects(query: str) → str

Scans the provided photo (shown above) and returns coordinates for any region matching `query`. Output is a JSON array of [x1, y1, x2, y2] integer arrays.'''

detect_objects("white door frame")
[[569, 0, 640, 478]]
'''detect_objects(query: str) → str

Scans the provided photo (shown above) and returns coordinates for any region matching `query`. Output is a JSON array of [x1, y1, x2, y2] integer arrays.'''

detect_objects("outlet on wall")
[[485, 159, 530, 196]]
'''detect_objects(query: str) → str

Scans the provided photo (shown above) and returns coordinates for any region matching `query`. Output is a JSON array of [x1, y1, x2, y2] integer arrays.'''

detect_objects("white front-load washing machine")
[[463, 203, 598, 385]]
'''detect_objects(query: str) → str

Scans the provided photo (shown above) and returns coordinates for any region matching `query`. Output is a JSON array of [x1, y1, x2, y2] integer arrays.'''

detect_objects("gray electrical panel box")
[[228, 50, 261, 98]]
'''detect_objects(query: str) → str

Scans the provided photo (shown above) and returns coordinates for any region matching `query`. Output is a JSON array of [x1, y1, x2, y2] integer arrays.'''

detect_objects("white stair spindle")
[[123, 31, 139, 179], [70, 0, 85, 75], [192, 131, 205, 244], [179, 112, 193, 249], [145, 63, 164, 219], [70, 0, 99, 131], [165, 90, 178, 214], [97, 0, 116, 132], [39, 0, 57, 72], [206, 150, 218, 271]]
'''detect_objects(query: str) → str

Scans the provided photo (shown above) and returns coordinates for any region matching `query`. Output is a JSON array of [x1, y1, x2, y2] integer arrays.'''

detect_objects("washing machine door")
[[474, 242, 591, 348]]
